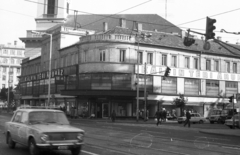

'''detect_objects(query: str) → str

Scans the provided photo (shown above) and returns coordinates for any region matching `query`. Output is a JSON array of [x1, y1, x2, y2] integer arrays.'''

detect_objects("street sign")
[[203, 41, 211, 50]]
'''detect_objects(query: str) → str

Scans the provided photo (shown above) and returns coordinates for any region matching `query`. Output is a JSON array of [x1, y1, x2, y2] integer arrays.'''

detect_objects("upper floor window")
[[71, 54, 75, 65], [3, 49, 8, 54], [147, 53, 153, 65], [120, 49, 126, 62], [2, 75, 6, 81], [10, 50, 15, 55], [206, 59, 211, 71], [17, 50, 22, 56], [171, 55, 177, 67], [3, 58, 7, 63], [138, 52, 143, 64], [226, 61, 230, 73], [193, 58, 198, 69], [66, 2, 69, 14], [162, 54, 167, 66], [17, 68, 20, 74], [11, 58, 14, 64], [47, 0, 56, 14], [3, 67, 6, 73], [233, 62, 237, 73], [214, 60, 219, 71], [100, 50, 106, 62], [185, 57, 189, 68], [84, 50, 87, 62]]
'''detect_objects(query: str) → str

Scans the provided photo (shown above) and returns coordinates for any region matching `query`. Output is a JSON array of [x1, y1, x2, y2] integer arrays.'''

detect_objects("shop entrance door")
[[102, 103, 109, 118]]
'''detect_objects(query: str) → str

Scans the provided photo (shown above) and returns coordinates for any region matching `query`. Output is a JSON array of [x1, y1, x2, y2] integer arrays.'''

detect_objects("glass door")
[[102, 103, 109, 118]]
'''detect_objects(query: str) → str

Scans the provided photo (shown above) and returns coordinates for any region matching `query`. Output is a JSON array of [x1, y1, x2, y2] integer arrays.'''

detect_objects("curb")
[[199, 130, 240, 137]]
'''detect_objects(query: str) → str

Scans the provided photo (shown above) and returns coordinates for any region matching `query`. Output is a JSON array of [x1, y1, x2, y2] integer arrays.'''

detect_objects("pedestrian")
[[162, 108, 167, 122], [155, 109, 161, 126], [184, 109, 191, 128], [111, 110, 116, 122]]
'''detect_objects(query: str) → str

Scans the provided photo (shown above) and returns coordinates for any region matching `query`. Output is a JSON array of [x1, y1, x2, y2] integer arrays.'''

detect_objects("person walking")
[[155, 109, 161, 126], [162, 108, 167, 122], [111, 110, 116, 122], [184, 109, 191, 128]]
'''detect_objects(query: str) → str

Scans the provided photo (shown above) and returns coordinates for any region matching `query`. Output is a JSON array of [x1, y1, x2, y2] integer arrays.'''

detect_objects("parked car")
[[177, 113, 207, 124], [208, 109, 236, 124], [225, 114, 240, 129], [4, 108, 84, 155]]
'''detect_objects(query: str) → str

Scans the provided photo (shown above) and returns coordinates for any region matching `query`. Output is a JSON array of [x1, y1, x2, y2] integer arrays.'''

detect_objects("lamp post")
[[136, 32, 152, 122], [32, 31, 52, 107], [7, 56, 11, 112]]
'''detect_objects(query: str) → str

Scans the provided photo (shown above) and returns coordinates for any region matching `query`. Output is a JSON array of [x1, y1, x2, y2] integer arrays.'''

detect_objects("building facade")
[[0, 42, 24, 89]]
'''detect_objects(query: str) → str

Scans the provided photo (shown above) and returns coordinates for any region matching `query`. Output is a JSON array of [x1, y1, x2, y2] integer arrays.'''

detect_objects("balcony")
[[26, 30, 43, 38], [80, 34, 135, 43]]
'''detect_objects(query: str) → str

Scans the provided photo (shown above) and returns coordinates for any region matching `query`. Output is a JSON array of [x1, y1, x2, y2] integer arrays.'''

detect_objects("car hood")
[[31, 124, 84, 133]]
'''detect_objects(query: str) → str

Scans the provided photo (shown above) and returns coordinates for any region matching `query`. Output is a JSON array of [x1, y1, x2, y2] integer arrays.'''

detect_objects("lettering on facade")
[[151, 66, 156, 74], [173, 69, 176, 76], [231, 74, 235, 80], [179, 69, 184, 76], [217, 73, 222, 80], [224, 74, 229, 80], [210, 72, 213, 79], [196, 71, 200, 77], [189, 70, 193, 77], [203, 72, 208, 79]]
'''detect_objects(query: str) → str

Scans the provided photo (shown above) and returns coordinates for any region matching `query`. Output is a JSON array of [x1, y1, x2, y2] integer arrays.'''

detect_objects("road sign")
[[203, 42, 211, 50]]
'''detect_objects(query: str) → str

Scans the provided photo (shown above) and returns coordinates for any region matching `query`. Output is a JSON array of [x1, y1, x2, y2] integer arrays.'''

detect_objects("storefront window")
[[92, 74, 111, 90], [112, 74, 131, 90], [79, 74, 91, 89], [66, 75, 77, 89], [206, 80, 219, 96], [39, 80, 45, 94], [225, 81, 237, 97], [184, 78, 199, 95], [33, 80, 39, 95], [138, 75, 153, 92], [162, 77, 177, 94]]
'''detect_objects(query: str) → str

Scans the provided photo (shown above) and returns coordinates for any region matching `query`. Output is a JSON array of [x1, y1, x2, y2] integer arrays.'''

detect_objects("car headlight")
[[40, 134, 49, 142], [77, 133, 84, 141]]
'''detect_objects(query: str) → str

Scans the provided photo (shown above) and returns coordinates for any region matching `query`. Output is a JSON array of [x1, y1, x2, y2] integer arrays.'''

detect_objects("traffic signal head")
[[164, 67, 171, 77], [228, 96, 234, 103], [183, 37, 195, 47], [205, 17, 216, 40]]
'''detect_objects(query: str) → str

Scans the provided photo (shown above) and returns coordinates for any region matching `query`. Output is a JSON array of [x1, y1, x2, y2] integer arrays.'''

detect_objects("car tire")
[[7, 133, 16, 149], [199, 120, 203, 124], [71, 146, 81, 155], [29, 138, 39, 155], [228, 126, 233, 129], [210, 121, 214, 124]]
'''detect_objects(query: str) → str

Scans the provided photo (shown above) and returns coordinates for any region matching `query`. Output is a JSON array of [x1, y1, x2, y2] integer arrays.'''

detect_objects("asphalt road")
[[0, 114, 240, 155]]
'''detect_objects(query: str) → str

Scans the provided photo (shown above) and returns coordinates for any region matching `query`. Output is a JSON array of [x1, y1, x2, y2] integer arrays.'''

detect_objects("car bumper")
[[36, 142, 84, 149]]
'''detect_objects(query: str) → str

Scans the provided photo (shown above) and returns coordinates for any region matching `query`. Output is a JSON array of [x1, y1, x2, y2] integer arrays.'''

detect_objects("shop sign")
[[135, 65, 240, 82], [55, 75, 65, 84]]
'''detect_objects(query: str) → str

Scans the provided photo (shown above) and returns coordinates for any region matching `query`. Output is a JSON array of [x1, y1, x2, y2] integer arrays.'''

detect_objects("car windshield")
[[29, 111, 69, 125]]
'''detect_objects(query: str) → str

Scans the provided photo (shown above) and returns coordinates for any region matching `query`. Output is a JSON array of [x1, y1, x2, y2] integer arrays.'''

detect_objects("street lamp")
[[31, 31, 52, 107], [136, 32, 152, 122]]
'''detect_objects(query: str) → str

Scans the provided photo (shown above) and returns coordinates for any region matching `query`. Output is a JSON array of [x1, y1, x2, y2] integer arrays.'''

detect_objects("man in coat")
[[155, 109, 161, 126], [184, 109, 191, 128]]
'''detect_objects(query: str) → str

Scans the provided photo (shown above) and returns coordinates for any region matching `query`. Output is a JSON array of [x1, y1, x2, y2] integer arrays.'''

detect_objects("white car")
[[177, 113, 207, 124], [225, 114, 239, 129]]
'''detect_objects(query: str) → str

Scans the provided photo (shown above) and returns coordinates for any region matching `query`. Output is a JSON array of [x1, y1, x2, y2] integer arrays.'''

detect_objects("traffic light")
[[183, 37, 195, 47], [164, 67, 171, 77], [205, 17, 216, 40], [228, 95, 234, 103]]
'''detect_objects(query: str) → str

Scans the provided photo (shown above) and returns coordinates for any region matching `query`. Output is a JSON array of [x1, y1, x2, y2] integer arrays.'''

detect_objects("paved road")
[[1, 114, 240, 155]]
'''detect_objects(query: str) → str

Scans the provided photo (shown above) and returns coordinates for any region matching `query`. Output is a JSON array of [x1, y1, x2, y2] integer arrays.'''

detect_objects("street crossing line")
[[82, 150, 99, 155]]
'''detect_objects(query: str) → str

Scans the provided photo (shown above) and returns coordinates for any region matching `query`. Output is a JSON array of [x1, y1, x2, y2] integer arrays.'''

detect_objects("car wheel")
[[29, 138, 39, 155], [228, 126, 233, 129], [71, 146, 81, 155], [7, 133, 16, 149], [210, 121, 214, 124], [199, 120, 203, 124]]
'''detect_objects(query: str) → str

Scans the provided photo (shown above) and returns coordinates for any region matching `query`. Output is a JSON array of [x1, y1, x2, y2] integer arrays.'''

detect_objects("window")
[[214, 60, 219, 71], [47, 0, 55, 14], [171, 55, 177, 67], [147, 53, 153, 65], [13, 112, 22, 123], [226, 81, 238, 97], [193, 58, 198, 69], [185, 57, 189, 68], [3, 49, 8, 54], [206, 80, 219, 96], [120, 49, 125, 62], [226, 61, 230, 73], [3, 58, 7, 63], [162, 77, 177, 94], [206, 59, 211, 71], [11, 58, 14, 64], [138, 52, 143, 64], [71, 54, 75, 65], [3, 67, 6, 72], [9, 68, 13, 73], [10, 50, 15, 55], [162, 54, 167, 66], [17, 50, 22, 56], [2, 84, 5, 88], [233, 63, 237, 73], [2, 75, 6, 81], [100, 50, 106, 62], [185, 78, 200, 95], [17, 68, 20, 74], [66, 2, 69, 13]]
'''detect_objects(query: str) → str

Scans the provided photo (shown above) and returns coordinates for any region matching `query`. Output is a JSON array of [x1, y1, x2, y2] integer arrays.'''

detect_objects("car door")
[[195, 114, 201, 122], [190, 114, 196, 123], [10, 111, 22, 142], [18, 112, 28, 145]]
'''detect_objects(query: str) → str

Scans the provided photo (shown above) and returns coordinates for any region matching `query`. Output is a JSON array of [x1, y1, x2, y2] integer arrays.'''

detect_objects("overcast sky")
[[0, 0, 239, 46]]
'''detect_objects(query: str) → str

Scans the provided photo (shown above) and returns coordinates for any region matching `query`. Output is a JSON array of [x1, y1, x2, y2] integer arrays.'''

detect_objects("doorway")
[[102, 103, 109, 118]]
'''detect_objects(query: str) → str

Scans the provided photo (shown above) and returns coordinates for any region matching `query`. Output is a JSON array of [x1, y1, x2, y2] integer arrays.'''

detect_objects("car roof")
[[15, 109, 62, 113]]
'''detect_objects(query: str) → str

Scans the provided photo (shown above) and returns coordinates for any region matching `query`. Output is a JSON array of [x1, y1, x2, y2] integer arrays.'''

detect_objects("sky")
[[0, 0, 240, 47]]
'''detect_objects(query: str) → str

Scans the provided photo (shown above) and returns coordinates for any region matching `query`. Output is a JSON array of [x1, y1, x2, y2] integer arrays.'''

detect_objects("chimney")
[[137, 23, 142, 31], [217, 36, 222, 40], [103, 22, 108, 32], [14, 41, 17, 45], [119, 18, 126, 28]]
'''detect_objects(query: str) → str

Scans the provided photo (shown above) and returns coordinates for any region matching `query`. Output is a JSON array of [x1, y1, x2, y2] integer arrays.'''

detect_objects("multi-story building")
[[0, 42, 25, 89]]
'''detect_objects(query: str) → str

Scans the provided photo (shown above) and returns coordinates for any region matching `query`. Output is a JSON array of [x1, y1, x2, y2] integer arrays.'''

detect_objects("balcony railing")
[[80, 34, 135, 43]]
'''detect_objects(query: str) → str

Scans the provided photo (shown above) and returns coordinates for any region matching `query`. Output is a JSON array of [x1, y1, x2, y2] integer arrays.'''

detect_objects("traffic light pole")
[[232, 95, 235, 129]]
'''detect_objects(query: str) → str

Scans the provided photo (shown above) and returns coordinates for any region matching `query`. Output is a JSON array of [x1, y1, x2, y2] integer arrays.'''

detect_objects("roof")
[[64, 14, 182, 34]]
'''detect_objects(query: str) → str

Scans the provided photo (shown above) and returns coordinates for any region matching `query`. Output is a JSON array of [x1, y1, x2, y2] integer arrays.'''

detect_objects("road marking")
[[102, 126, 122, 129], [82, 150, 99, 155]]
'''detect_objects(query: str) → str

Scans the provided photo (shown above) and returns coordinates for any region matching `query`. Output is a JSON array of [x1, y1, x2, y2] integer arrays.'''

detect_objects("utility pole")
[[144, 62, 147, 121], [7, 56, 11, 112]]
